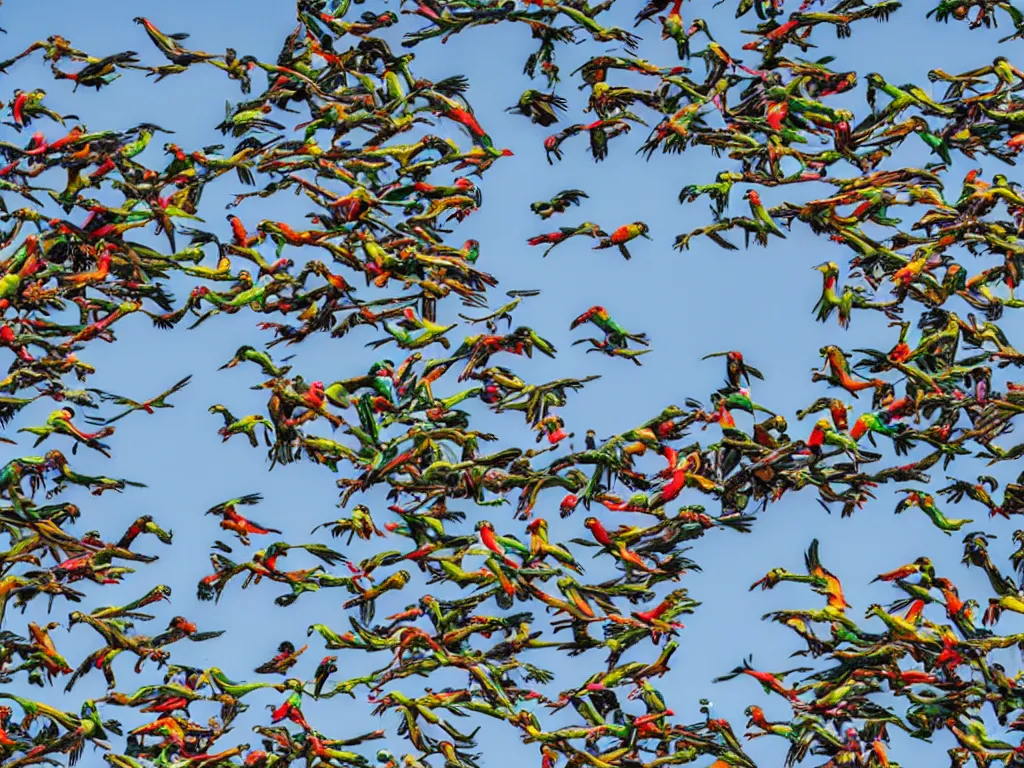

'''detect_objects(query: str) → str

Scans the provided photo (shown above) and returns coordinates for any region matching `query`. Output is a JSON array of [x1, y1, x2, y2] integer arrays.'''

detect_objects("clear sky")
[[3, 2, 1023, 766]]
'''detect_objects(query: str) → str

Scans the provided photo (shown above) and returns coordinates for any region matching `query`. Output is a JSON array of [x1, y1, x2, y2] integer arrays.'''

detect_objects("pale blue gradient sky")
[[2, 2, 1023, 765]]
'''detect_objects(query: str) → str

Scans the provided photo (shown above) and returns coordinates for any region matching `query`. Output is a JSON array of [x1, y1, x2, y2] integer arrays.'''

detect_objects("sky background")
[[3, 1, 1024, 765]]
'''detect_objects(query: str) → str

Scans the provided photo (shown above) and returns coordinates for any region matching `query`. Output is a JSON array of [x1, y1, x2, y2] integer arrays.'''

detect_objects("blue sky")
[[3, 1, 1024, 765]]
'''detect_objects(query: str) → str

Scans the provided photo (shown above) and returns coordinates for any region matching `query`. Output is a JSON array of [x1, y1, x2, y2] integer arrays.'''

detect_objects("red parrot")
[[593, 221, 651, 260], [205, 493, 282, 546]]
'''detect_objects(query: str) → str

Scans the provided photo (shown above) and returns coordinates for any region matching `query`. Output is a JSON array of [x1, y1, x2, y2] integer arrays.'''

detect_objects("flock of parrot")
[[2, 0, 1024, 767]]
